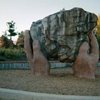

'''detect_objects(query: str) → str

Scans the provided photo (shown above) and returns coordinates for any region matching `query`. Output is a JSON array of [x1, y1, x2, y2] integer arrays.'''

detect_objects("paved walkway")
[[0, 88, 100, 100]]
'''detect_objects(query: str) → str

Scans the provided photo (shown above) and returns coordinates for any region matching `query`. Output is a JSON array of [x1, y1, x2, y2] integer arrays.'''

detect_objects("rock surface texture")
[[30, 7, 97, 62], [24, 7, 99, 78]]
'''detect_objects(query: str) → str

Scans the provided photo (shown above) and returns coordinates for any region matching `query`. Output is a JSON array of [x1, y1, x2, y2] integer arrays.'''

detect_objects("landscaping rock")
[[30, 7, 97, 62], [24, 7, 99, 78]]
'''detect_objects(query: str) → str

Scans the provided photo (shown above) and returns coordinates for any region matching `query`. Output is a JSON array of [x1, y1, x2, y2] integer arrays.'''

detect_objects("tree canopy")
[[97, 15, 100, 35], [7, 21, 17, 40]]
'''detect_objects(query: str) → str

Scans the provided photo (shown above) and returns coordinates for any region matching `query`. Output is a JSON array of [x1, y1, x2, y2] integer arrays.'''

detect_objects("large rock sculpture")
[[73, 32, 99, 79], [24, 7, 99, 78], [24, 30, 50, 75], [30, 7, 97, 62]]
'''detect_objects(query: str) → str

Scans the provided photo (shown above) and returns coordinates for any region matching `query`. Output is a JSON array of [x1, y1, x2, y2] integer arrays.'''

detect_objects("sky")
[[0, 0, 100, 41]]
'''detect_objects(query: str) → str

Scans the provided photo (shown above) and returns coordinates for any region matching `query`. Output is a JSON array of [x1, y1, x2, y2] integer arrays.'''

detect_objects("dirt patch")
[[0, 68, 100, 96]]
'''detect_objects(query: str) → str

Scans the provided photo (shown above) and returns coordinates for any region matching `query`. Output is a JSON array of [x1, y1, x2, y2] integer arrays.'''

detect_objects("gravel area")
[[0, 67, 100, 96]]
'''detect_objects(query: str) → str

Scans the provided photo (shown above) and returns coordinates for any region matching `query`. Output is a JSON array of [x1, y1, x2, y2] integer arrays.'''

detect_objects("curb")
[[0, 88, 100, 100]]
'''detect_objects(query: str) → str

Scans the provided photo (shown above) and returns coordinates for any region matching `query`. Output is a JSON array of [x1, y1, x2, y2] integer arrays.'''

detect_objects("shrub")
[[0, 48, 26, 61]]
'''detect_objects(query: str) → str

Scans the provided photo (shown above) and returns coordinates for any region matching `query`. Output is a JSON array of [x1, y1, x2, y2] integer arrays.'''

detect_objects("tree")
[[0, 35, 14, 48], [16, 31, 24, 48], [97, 15, 100, 35], [7, 21, 17, 40], [96, 15, 100, 58]]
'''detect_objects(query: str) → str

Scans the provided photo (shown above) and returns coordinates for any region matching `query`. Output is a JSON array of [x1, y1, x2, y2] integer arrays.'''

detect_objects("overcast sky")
[[0, 0, 100, 40]]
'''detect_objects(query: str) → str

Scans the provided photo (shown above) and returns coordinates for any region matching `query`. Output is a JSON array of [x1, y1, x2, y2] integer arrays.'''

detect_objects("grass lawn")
[[0, 67, 100, 96]]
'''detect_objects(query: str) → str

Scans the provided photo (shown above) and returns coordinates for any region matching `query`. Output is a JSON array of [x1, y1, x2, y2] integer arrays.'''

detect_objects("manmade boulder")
[[30, 7, 97, 62], [24, 7, 99, 78]]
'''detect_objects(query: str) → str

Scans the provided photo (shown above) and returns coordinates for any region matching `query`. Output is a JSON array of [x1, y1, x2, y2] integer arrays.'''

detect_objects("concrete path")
[[0, 88, 100, 100]]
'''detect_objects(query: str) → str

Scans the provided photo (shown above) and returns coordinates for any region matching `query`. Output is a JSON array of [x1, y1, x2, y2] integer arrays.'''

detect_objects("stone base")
[[24, 30, 50, 76], [73, 58, 96, 79], [73, 68, 96, 79]]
